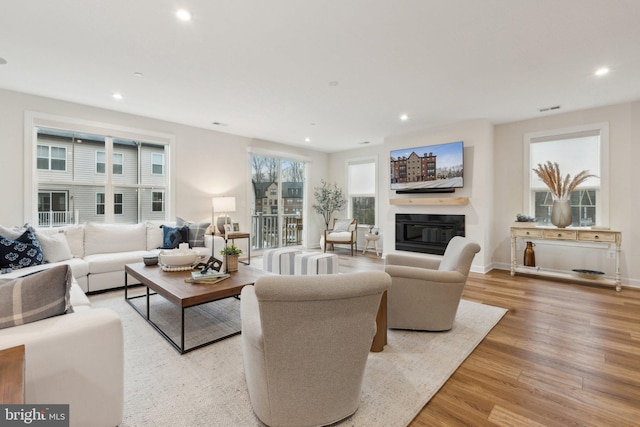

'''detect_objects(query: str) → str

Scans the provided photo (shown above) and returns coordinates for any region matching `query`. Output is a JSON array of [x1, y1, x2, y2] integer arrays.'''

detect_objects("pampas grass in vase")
[[532, 161, 596, 228]]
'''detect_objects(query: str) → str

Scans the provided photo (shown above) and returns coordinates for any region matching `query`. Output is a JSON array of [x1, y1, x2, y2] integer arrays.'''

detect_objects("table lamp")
[[212, 196, 236, 235]]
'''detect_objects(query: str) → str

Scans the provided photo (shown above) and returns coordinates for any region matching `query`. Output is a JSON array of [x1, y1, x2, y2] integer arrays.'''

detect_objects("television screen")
[[390, 141, 464, 191]]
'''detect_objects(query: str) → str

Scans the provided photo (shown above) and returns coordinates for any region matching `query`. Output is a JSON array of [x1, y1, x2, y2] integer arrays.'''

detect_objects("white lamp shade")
[[212, 196, 236, 213]]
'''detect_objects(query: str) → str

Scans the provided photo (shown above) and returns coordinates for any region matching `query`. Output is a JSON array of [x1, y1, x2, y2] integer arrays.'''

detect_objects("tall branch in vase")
[[312, 180, 347, 230]]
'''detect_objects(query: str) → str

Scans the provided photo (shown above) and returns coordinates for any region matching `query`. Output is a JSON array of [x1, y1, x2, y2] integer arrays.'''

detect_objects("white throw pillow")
[[332, 219, 353, 232], [35, 231, 73, 263]]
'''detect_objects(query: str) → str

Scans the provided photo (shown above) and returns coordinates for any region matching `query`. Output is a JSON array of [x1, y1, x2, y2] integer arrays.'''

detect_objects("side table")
[[0, 345, 25, 404], [215, 232, 251, 272], [363, 233, 381, 257]]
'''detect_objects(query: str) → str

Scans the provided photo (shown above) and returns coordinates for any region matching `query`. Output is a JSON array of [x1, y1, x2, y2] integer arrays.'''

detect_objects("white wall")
[[0, 89, 329, 246], [328, 119, 494, 272], [493, 101, 639, 286]]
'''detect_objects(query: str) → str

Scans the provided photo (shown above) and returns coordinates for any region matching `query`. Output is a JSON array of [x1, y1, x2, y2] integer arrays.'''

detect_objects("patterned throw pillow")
[[332, 219, 353, 232], [176, 217, 211, 248], [0, 264, 72, 329], [159, 225, 189, 249], [0, 228, 45, 272]]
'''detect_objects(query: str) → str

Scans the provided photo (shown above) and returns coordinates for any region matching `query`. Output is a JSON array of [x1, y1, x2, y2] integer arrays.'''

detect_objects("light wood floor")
[[332, 248, 640, 427]]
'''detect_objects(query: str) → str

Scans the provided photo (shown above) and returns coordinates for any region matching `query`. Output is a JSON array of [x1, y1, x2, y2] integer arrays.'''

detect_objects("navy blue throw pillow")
[[0, 228, 45, 271], [159, 225, 189, 249]]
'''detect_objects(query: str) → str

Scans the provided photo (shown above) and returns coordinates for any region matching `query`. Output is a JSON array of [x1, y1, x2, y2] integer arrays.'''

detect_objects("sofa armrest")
[[385, 264, 465, 284], [0, 308, 124, 427]]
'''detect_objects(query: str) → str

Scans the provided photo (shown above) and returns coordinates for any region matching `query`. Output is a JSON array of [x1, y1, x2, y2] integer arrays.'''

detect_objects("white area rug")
[[90, 290, 507, 426]]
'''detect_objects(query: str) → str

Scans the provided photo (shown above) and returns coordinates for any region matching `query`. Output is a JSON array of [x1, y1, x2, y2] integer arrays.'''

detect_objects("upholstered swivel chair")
[[241, 271, 390, 427], [323, 218, 357, 255], [385, 236, 480, 331]]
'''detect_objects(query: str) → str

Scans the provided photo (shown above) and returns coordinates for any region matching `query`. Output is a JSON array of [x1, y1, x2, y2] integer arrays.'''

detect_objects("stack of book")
[[185, 270, 230, 285]]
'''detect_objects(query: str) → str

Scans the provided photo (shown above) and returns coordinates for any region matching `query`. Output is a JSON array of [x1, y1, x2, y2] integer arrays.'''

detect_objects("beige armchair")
[[323, 218, 357, 256], [385, 236, 480, 331], [240, 271, 391, 427]]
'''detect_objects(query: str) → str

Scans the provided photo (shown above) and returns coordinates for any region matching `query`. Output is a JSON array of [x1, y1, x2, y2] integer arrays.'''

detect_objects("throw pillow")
[[0, 264, 72, 329], [176, 217, 211, 248], [35, 231, 73, 263], [160, 225, 189, 249], [0, 229, 45, 272], [332, 219, 353, 232]]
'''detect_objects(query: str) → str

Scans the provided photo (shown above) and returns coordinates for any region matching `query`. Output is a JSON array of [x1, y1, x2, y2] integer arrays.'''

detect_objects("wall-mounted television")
[[390, 141, 464, 193]]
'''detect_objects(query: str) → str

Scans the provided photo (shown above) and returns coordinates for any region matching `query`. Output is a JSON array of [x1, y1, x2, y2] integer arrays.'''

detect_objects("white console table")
[[510, 225, 622, 291]]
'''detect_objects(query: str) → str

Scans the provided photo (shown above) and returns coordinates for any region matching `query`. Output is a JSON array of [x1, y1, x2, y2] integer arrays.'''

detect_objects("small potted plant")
[[219, 244, 243, 272]]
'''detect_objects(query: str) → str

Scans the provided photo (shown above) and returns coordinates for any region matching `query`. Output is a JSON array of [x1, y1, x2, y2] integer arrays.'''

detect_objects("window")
[[37, 145, 66, 171], [96, 193, 105, 215], [152, 153, 164, 175], [96, 151, 106, 174], [525, 124, 608, 226], [114, 193, 123, 215], [97, 193, 123, 215], [348, 159, 377, 226], [97, 151, 123, 174], [113, 153, 123, 175], [152, 191, 165, 212], [30, 121, 172, 226]]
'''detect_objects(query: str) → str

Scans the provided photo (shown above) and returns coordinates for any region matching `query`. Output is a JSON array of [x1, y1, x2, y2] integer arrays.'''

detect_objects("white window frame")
[[96, 192, 105, 215], [346, 157, 378, 227], [97, 151, 124, 175], [523, 123, 609, 226], [24, 111, 176, 225]]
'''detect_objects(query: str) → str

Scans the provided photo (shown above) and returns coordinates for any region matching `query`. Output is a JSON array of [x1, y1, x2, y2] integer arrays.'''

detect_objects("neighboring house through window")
[[26, 114, 174, 226]]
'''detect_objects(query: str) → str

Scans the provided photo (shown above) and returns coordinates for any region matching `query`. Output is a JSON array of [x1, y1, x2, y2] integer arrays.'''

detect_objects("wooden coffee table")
[[125, 263, 265, 354], [0, 345, 25, 403]]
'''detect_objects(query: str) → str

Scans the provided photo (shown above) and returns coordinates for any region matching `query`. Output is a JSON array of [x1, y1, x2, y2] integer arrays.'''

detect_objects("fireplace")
[[395, 214, 465, 255]]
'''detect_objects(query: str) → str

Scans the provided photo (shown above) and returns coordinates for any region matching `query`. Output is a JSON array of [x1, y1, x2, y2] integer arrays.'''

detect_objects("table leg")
[[370, 291, 387, 352]]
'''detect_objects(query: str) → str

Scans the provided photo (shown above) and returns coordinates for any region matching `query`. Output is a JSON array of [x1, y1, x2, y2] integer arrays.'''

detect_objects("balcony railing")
[[251, 214, 302, 250], [38, 211, 71, 227]]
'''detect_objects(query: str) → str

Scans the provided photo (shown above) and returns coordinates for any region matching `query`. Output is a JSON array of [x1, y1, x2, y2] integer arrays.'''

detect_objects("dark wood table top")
[[0, 345, 25, 404], [125, 263, 266, 308]]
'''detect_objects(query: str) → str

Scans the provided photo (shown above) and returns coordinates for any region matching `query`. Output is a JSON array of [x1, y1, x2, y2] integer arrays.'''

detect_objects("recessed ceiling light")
[[400, 114, 409, 121], [212, 122, 228, 126], [304, 137, 311, 143], [176, 9, 192, 22], [595, 67, 609, 77], [328, 81, 339, 87], [133, 72, 144, 78], [112, 92, 123, 100]]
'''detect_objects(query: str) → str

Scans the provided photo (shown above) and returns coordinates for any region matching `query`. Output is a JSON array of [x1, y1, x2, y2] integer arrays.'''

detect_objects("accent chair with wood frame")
[[323, 218, 357, 256]]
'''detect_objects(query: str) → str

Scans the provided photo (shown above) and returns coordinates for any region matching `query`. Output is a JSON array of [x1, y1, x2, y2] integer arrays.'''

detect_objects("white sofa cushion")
[[325, 231, 353, 242], [84, 250, 150, 274], [35, 230, 73, 263], [84, 222, 147, 255], [146, 221, 177, 250]]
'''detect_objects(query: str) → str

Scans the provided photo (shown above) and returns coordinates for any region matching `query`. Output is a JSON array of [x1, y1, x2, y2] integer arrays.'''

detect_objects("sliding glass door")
[[250, 154, 305, 251]]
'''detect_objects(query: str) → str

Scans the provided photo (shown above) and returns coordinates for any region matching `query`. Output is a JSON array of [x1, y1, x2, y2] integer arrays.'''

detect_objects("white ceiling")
[[2, 0, 640, 152]]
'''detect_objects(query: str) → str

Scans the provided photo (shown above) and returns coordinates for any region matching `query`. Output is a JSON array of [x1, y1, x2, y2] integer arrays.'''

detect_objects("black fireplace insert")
[[395, 214, 465, 255]]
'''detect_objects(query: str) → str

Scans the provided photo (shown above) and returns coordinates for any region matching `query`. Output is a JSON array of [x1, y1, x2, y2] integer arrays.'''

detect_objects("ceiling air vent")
[[539, 105, 561, 113]]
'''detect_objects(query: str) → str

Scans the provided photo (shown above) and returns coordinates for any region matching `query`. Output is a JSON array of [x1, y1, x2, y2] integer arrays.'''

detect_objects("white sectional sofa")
[[1, 221, 231, 293], [0, 279, 124, 427], [0, 220, 234, 426]]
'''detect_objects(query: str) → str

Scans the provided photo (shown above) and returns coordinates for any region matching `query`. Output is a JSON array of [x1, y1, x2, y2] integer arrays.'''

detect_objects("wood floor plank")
[[323, 252, 640, 425]]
